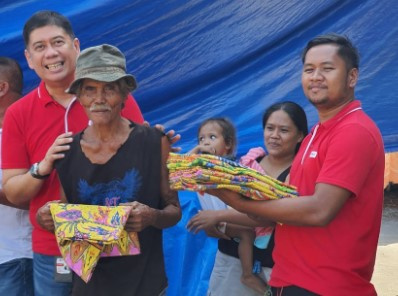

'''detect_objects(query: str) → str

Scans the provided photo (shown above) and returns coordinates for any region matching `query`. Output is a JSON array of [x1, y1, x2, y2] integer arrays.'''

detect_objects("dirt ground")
[[371, 185, 398, 296]]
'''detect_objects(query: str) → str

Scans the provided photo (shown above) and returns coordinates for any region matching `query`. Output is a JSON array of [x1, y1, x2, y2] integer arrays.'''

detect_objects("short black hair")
[[0, 57, 23, 94], [301, 33, 360, 70], [198, 117, 237, 157], [23, 10, 75, 47], [262, 101, 308, 154]]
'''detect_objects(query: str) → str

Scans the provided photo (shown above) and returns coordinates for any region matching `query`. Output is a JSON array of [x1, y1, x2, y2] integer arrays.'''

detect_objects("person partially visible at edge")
[[188, 102, 308, 296], [0, 57, 34, 296], [208, 33, 384, 296], [1, 10, 143, 296], [43, 43, 181, 296]]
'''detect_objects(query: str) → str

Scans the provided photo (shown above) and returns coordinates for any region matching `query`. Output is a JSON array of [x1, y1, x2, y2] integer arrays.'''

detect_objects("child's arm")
[[188, 144, 202, 154]]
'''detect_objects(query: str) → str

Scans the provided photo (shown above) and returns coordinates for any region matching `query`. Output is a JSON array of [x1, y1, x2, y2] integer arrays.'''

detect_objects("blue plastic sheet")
[[1, 0, 397, 153], [163, 191, 218, 296], [1, 1, 398, 294]]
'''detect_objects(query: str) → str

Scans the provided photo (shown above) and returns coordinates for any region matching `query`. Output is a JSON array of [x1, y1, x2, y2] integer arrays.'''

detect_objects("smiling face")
[[78, 79, 126, 125], [302, 44, 358, 111], [263, 110, 303, 159], [198, 122, 231, 157], [24, 25, 80, 88]]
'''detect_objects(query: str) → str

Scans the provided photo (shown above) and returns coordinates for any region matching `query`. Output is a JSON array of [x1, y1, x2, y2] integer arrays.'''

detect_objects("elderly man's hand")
[[144, 121, 181, 152], [187, 210, 230, 240], [122, 201, 157, 232], [36, 200, 60, 232]]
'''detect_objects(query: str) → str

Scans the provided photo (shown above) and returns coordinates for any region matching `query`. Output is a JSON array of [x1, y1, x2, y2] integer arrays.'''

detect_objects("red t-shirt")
[[270, 101, 384, 295], [1, 81, 144, 255]]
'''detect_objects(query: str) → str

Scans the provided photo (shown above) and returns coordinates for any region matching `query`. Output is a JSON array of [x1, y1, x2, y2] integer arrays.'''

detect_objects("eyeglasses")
[[81, 84, 119, 99]]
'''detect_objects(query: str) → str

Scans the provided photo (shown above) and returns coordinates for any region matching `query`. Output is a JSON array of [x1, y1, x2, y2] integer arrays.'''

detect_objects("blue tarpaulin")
[[1, 1, 397, 294]]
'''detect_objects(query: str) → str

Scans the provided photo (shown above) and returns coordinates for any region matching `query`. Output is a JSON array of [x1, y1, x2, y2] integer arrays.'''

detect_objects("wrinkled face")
[[302, 44, 357, 110], [24, 25, 80, 87], [263, 110, 303, 158], [198, 122, 231, 157], [78, 79, 125, 125]]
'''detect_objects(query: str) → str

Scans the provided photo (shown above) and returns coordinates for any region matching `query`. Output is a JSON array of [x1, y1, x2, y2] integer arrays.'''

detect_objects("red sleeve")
[[121, 94, 144, 123], [1, 105, 30, 169]]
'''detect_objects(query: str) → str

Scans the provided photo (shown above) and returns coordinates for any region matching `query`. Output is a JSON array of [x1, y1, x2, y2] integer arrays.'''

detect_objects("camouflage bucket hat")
[[67, 44, 137, 94]]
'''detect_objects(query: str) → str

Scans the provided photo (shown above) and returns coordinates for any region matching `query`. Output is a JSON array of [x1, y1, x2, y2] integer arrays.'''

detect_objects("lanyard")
[[64, 97, 78, 133]]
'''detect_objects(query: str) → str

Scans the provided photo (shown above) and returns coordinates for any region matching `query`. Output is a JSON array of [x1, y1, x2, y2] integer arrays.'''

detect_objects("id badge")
[[54, 257, 72, 283]]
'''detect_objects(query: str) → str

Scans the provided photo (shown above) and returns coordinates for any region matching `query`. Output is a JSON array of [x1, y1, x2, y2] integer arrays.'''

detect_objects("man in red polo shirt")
[[212, 34, 384, 296], [1, 11, 144, 296]]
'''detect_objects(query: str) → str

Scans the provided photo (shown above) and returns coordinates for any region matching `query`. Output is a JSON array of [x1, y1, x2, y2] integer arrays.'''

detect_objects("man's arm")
[[2, 168, 45, 206], [209, 183, 351, 227], [151, 135, 182, 228], [124, 136, 181, 232], [2, 132, 73, 206], [0, 188, 29, 209]]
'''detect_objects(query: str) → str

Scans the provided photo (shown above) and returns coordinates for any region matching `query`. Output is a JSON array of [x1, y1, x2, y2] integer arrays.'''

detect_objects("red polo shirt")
[[270, 101, 384, 295], [1, 81, 144, 255]]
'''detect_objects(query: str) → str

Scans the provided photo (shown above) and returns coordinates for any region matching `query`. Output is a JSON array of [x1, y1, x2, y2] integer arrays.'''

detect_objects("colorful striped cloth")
[[50, 203, 140, 283], [167, 153, 298, 200]]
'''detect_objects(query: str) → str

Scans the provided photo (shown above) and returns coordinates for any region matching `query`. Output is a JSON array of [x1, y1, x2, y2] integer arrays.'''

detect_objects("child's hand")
[[189, 145, 216, 155], [188, 145, 201, 154]]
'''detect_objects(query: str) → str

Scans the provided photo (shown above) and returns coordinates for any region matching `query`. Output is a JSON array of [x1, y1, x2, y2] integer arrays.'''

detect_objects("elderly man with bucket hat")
[[38, 44, 182, 296]]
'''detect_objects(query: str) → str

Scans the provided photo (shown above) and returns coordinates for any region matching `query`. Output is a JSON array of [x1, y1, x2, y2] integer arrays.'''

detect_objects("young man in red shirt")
[[212, 34, 384, 295]]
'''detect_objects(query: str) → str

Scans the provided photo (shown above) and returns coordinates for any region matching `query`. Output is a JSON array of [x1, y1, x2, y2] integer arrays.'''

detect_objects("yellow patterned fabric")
[[168, 153, 298, 200], [50, 203, 140, 283]]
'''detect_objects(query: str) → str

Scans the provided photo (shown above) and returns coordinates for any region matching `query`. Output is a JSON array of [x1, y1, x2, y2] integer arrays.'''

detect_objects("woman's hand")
[[187, 210, 230, 240]]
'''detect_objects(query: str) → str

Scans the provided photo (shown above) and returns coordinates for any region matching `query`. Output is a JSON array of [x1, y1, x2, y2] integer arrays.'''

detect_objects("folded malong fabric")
[[167, 153, 298, 200], [50, 203, 140, 283]]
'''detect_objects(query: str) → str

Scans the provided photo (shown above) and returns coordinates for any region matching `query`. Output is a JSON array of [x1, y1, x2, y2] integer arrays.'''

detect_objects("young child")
[[188, 117, 268, 294], [189, 117, 237, 211]]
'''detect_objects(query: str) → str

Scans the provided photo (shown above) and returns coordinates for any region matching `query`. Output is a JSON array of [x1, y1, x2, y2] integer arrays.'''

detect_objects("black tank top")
[[55, 122, 167, 296]]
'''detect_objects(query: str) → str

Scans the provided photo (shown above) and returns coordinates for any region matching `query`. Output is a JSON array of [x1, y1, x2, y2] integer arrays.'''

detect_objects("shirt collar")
[[37, 81, 58, 106], [312, 100, 362, 132]]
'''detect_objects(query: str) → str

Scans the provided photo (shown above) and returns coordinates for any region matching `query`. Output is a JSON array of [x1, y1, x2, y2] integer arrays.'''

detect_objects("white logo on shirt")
[[309, 151, 317, 158]]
